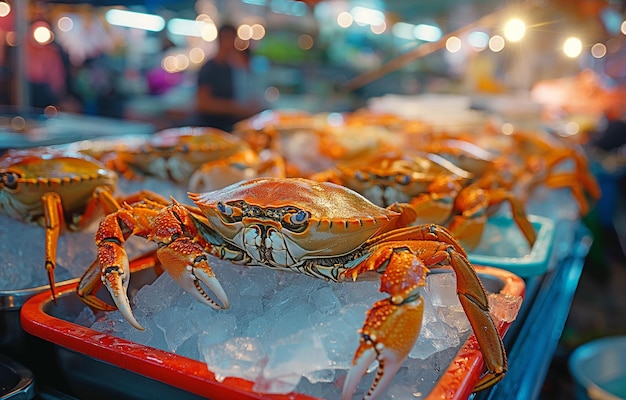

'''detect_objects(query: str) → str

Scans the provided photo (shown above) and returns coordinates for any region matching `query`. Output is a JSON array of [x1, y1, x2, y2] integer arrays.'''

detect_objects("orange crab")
[[234, 110, 398, 177], [311, 150, 473, 224], [97, 126, 285, 190], [77, 177, 507, 399], [0, 148, 120, 299], [310, 150, 536, 251]]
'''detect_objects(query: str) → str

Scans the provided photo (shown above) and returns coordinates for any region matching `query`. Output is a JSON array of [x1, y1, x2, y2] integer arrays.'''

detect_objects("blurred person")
[[26, 22, 66, 109], [195, 24, 262, 132]]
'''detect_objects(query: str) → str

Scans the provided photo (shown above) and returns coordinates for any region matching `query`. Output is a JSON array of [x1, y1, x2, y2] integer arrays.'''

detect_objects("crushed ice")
[[84, 257, 521, 399]]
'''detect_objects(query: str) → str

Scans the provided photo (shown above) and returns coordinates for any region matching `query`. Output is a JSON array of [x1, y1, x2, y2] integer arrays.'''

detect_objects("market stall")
[[1, 0, 625, 399]]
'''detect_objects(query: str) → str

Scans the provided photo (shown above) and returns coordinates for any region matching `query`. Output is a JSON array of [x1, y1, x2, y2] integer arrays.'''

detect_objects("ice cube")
[[426, 272, 460, 308], [489, 293, 523, 323], [303, 368, 335, 384], [261, 330, 330, 391], [472, 220, 531, 258], [202, 336, 266, 383], [154, 307, 195, 352]]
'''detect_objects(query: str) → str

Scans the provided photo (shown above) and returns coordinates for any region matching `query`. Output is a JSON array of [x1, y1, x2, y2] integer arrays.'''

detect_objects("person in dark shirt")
[[195, 24, 260, 132]]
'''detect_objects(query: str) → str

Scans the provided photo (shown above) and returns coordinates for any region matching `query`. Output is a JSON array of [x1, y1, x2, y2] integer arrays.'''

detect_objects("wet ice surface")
[[471, 218, 532, 259], [82, 257, 521, 399]]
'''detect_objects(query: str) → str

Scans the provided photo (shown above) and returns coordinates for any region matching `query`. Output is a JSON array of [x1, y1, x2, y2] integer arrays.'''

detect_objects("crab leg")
[[448, 186, 537, 251], [42, 186, 121, 301], [341, 226, 505, 399], [388, 175, 463, 227], [342, 247, 428, 400], [536, 172, 601, 216], [446, 249, 506, 390], [41, 192, 65, 301]]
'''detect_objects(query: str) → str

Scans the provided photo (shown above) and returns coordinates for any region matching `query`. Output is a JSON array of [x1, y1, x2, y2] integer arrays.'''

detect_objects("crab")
[[310, 150, 535, 251], [234, 110, 398, 177], [431, 132, 601, 217], [187, 147, 286, 193], [97, 126, 285, 188], [77, 177, 506, 399], [410, 137, 500, 178], [443, 168, 538, 251], [310, 150, 473, 225], [0, 148, 120, 299]]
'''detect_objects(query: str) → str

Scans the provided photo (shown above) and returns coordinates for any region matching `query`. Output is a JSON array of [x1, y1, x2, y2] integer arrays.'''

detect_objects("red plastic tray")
[[20, 258, 524, 400]]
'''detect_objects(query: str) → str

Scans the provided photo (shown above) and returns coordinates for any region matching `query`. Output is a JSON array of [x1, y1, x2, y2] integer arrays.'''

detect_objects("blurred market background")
[[1, 0, 626, 398], [0, 0, 625, 127]]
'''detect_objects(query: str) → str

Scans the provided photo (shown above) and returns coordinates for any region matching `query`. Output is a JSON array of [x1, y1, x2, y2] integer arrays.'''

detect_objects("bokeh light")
[[238, 24, 252, 40], [265, 86, 280, 102], [445, 36, 462, 53], [563, 37, 582, 58], [0, 2, 10, 18], [5, 31, 16, 46], [162, 55, 178, 73], [504, 18, 526, 42], [501, 123, 514, 135], [337, 11, 353, 28], [297, 34, 313, 50], [489, 35, 505, 52], [189, 47, 205, 63], [251, 24, 265, 40], [370, 21, 386, 34], [33, 25, 54, 45], [234, 37, 249, 51], [11, 116, 26, 131], [57, 16, 74, 32], [175, 54, 189, 70], [44, 106, 58, 117], [591, 42, 607, 58], [200, 22, 217, 41]]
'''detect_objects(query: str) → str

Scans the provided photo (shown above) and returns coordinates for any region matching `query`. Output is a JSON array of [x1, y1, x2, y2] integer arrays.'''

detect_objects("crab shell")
[[104, 127, 250, 183], [0, 148, 118, 223], [330, 151, 473, 205], [190, 177, 400, 257]]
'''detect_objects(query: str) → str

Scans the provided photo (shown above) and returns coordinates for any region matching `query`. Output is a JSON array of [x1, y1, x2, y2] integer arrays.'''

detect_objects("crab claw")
[[98, 241, 143, 330], [342, 295, 424, 400], [157, 238, 230, 311]]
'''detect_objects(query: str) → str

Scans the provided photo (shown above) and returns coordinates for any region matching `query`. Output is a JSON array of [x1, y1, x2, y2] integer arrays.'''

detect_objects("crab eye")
[[354, 170, 368, 182], [290, 210, 309, 225], [1, 172, 19, 190], [282, 209, 310, 233], [396, 174, 411, 185], [217, 202, 233, 216]]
